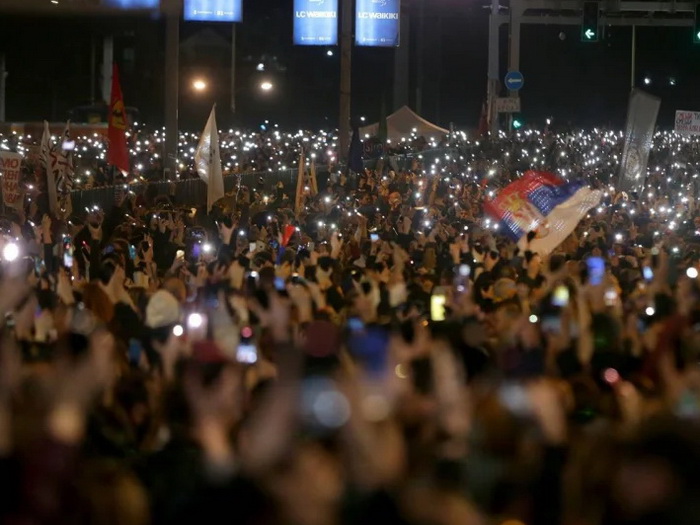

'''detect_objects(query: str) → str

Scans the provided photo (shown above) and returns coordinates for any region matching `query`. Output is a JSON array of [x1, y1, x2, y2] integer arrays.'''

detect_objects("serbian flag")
[[107, 64, 130, 175], [484, 171, 602, 254]]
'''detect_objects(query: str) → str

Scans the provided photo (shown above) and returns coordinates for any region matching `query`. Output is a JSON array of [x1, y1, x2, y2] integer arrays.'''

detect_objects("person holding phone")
[[517, 251, 546, 298]]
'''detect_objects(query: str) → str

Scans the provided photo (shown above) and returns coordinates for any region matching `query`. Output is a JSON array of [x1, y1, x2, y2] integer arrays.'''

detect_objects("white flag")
[[57, 120, 74, 193], [40, 120, 58, 214], [194, 105, 224, 212]]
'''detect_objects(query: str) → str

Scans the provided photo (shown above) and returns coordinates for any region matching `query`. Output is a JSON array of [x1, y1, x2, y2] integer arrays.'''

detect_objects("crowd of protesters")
[[2, 125, 700, 525], [1, 125, 432, 191]]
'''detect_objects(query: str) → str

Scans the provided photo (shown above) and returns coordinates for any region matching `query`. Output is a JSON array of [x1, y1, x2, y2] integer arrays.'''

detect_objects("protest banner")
[[0, 152, 22, 207], [674, 110, 700, 134]]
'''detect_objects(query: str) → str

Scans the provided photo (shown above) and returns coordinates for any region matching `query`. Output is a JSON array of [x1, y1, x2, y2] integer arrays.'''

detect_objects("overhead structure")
[[488, 0, 700, 133], [359, 105, 448, 141]]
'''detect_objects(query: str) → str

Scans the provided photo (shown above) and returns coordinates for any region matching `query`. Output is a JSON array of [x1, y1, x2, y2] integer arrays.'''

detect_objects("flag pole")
[[164, 7, 179, 182], [338, 0, 352, 163]]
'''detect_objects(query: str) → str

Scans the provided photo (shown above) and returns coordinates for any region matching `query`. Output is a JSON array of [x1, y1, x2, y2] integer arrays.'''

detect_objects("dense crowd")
[[1, 125, 432, 191], [2, 125, 700, 525]]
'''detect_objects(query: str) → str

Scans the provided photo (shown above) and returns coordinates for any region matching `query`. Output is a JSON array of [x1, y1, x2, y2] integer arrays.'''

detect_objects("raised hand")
[[218, 220, 235, 245]]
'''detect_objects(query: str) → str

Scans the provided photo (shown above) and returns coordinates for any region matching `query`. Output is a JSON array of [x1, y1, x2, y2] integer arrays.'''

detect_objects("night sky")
[[1, 0, 699, 131]]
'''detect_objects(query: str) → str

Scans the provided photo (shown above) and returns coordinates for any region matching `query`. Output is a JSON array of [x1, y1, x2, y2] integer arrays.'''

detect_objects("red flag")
[[282, 224, 296, 247], [107, 64, 130, 175]]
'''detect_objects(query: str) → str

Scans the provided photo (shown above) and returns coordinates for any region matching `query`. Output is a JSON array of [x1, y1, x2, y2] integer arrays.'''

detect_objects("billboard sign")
[[102, 0, 159, 8], [184, 0, 242, 22], [293, 0, 339, 46], [355, 0, 400, 47]]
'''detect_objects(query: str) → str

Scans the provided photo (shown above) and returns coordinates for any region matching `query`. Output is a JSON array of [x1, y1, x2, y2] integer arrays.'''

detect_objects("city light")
[[256, 63, 265, 71], [669, 77, 677, 86], [260, 81, 274, 92], [326, 50, 334, 56], [643, 76, 651, 85], [192, 79, 207, 92]]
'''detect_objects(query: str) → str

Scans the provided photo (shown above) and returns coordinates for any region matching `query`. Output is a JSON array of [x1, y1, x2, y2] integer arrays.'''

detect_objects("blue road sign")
[[504, 71, 524, 91]]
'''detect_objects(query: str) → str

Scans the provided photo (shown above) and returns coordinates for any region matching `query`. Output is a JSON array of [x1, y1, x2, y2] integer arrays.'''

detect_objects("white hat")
[[145, 290, 180, 329]]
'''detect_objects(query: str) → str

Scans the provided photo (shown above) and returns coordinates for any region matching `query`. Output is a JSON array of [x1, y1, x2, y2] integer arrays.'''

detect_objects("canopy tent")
[[359, 105, 449, 141]]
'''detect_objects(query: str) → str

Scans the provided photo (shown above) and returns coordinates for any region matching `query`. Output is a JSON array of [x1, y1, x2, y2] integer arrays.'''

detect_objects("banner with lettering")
[[293, 0, 339, 46], [674, 110, 700, 135], [102, 0, 159, 8], [355, 0, 400, 47], [184, 0, 242, 22], [0, 152, 22, 207]]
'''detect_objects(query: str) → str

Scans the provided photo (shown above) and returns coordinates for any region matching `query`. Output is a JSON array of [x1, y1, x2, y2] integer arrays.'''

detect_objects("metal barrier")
[[68, 148, 457, 213], [70, 169, 304, 213]]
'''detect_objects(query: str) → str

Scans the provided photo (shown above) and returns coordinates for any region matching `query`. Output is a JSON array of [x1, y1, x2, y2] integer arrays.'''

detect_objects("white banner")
[[675, 110, 700, 134], [195, 105, 224, 213], [495, 97, 521, 113], [0, 152, 22, 207], [618, 89, 660, 194]]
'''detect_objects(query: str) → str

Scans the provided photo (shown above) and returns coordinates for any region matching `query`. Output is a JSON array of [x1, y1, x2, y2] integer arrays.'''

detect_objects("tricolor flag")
[[484, 171, 602, 255], [107, 64, 130, 176], [194, 105, 225, 213]]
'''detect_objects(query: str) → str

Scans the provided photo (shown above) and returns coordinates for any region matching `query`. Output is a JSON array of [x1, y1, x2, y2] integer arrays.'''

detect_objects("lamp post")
[[192, 78, 207, 92], [164, 0, 179, 181], [487, 0, 500, 134], [338, 0, 352, 162]]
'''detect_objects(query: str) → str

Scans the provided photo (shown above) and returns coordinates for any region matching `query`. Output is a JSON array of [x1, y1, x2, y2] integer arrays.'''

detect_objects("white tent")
[[359, 105, 449, 141]]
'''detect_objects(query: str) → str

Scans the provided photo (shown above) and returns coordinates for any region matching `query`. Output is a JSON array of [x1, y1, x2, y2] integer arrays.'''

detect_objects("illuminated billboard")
[[355, 0, 400, 47], [102, 0, 159, 8], [184, 0, 242, 21], [293, 0, 338, 46]]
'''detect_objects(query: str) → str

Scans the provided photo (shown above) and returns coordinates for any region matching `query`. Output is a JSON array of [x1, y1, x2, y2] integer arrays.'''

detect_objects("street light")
[[192, 78, 207, 92], [643, 76, 651, 85], [260, 81, 274, 92]]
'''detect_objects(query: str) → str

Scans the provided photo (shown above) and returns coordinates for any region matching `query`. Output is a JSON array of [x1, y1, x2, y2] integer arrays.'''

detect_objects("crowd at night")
[[1, 118, 700, 525]]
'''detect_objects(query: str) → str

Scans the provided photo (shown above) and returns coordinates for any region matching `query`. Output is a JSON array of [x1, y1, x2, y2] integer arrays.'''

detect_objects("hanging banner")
[[674, 110, 700, 135], [102, 0, 159, 8], [618, 89, 660, 194], [184, 0, 242, 22], [293, 0, 339, 46], [0, 152, 22, 207], [355, 0, 401, 47]]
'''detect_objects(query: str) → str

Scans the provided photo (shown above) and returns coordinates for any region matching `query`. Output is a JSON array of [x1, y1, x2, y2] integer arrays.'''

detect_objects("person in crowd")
[[2, 124, 700, 525]]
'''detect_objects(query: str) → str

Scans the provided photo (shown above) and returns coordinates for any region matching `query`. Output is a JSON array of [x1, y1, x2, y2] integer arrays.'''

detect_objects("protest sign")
[[674, 110, 700, 134], [0, 152, 22, 207]]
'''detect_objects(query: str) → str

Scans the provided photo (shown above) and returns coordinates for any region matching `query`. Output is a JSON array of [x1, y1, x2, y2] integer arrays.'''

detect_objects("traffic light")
[[694, 3, 700, 43], [581, 1, 599, 42], [512, 116, 523, 130]]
